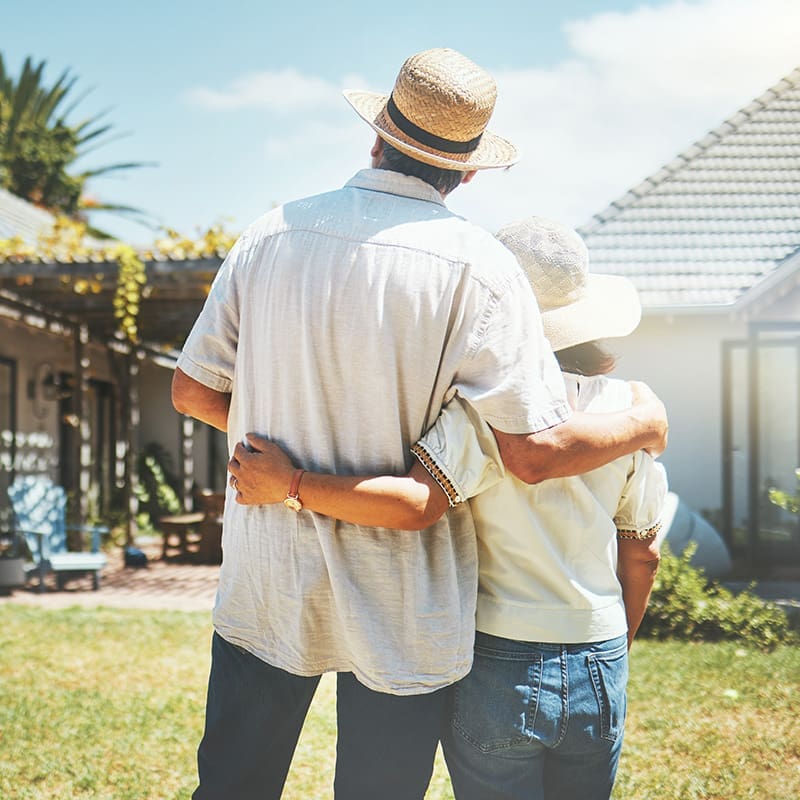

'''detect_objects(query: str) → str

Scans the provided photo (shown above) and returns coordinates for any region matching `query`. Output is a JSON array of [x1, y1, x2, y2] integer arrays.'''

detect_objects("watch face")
[[284, 496, 303, 512]]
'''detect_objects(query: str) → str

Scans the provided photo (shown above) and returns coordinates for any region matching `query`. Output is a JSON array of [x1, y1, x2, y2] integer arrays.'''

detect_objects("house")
[[578, 67, 800, 570], [4, 67, 799, 572], [0, 188, 228, 542]]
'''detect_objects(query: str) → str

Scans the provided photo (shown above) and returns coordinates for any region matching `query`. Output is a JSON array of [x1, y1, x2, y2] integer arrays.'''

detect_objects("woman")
[[229, 216, 667, 800]]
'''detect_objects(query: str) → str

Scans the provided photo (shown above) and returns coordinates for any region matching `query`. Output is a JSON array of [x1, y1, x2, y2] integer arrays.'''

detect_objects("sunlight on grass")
[[0, 605, 798, 799]]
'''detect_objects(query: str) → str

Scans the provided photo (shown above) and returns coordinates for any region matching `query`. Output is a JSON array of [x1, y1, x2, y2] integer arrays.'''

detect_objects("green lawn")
[[0, 605, 797, 799]]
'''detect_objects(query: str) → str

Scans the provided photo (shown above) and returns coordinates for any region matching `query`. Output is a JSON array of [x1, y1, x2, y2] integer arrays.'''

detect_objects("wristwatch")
[[284, 469, 306, 512]]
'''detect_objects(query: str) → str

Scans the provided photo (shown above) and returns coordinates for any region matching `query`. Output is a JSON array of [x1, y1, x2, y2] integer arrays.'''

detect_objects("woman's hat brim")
[[542, 273, 642, 352], [343, 89, 519, 171]]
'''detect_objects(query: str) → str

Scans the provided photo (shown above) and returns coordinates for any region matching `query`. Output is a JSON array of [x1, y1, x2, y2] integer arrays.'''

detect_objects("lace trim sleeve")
[[617, 522, 662, 541], [410, 441, 463, 508]]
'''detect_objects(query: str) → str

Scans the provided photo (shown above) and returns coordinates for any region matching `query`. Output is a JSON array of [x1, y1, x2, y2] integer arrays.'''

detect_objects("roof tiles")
[[579, 67, 800, 309], [0, 187, 57, 241]]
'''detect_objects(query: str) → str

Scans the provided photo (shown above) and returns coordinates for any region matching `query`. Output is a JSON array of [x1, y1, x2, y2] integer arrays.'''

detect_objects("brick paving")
[[0, 541, 218, 613]]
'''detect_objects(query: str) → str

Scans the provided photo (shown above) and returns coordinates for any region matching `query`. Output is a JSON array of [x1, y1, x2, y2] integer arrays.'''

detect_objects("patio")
[[0, 539, 219, 612]]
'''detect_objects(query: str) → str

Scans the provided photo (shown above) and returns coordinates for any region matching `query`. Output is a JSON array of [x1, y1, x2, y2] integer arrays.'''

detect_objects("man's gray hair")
[[378, 141, 466, 195]]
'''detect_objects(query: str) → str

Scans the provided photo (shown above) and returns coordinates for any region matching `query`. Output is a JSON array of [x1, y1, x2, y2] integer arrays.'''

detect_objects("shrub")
[[769, 467, 800, 514], [134, 443, 183, 532], [638, 544, 797, 650]]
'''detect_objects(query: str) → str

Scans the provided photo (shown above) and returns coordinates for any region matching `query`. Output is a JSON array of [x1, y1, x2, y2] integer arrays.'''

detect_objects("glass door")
[[723, 324, 800, 567]]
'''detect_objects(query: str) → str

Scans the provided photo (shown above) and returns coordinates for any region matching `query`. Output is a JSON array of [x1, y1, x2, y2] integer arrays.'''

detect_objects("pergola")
[[0, 254, 224, 541], [0, 255, 222, 347]]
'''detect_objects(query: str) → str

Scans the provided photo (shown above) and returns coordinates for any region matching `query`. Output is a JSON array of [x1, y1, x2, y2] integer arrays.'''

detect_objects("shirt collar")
[[345, 168, 447, 207]]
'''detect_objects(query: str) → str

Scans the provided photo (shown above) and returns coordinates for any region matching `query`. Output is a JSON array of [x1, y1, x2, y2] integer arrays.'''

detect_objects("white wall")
[[0, 316, 114, 479], [137, 360, 179, 461], [606, 312, 748, 515]]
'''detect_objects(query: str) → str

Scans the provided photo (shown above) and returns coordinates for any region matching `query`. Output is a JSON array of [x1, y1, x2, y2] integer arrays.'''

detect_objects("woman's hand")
[[228, 433, 296, 505]]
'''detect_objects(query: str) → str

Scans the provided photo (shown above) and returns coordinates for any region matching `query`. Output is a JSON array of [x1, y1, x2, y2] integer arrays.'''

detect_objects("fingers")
[[228, 471, 243, 503], [228, 442, 249, 501], [228, 441, 252, 488], [245, 432, 268, 452], [226, 434, 294, 505], [232, 440, 251, 463], [228, 437, 269, 504]]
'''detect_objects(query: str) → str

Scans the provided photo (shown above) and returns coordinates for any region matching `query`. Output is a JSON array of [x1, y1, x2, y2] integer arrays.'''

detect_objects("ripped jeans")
[[442, 632, 628, 800]]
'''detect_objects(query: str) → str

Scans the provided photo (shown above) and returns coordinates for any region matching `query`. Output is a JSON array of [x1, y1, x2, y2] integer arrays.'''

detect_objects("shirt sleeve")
[[451, 268, 571, 435], [176, 234, 247, 392], [614, 452, 669, 539], [411, 396, 506, 507]]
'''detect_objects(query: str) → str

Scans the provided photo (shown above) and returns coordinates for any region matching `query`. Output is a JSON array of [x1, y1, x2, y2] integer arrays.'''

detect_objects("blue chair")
[[8, 475, 108, 591]]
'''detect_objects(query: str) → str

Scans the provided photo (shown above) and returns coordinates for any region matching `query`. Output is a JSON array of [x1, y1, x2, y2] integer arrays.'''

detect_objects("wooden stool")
[[158, 513, 205, 560], [195, 491, 225, 565]]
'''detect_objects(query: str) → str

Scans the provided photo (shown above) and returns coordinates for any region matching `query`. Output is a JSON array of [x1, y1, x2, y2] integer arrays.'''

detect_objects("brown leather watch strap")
[[284, 469, 306, 512], [288, 468, 305, 499]]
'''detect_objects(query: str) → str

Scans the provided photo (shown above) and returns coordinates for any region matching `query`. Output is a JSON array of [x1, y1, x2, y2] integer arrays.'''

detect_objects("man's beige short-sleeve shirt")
[[177, 169, 569, 694]]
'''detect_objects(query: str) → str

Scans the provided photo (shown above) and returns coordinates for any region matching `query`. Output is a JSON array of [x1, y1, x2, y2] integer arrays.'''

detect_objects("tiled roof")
[[0, 186, 57, 241], [578, 67, 800, 310]]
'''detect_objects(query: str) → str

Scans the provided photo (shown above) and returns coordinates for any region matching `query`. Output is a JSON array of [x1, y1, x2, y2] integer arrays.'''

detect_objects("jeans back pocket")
[[451, 643, 544, 754], [586, 641, 629, 742]]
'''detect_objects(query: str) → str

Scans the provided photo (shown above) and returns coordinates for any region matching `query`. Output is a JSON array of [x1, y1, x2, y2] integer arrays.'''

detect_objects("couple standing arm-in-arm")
[[173, 46, 667, 800]]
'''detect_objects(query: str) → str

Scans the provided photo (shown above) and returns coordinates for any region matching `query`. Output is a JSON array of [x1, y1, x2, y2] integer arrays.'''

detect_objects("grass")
[[0, 606, 798, 799]]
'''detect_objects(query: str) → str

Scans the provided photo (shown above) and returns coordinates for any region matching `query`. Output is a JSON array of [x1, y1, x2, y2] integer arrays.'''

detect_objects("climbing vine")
[[0, 216, 237, 343], [112, 244, 146, 342]]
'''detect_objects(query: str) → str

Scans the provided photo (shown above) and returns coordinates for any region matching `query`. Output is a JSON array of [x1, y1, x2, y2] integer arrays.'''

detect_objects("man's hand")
[[228, 433, 296, 505], [628, 381, 668, 458]]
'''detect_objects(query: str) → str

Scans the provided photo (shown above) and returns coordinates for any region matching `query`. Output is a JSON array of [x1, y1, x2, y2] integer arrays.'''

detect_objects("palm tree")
[[0, 53, 153, 234]]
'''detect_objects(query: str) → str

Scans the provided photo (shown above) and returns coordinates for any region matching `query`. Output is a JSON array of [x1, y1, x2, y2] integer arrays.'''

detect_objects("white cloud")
[[565, 0, 799, 103], [450, 0, 800, 231], [186, 69, 348, 112]]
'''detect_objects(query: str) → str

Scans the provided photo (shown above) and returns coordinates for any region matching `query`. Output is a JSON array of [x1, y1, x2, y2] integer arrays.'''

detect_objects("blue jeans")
[[442, 632, 628, 800], [193, 632, 446, 799]]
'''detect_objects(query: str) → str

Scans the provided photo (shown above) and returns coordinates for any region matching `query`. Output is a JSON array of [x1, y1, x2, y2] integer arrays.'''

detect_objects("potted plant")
[[0, 527, 26, 592]]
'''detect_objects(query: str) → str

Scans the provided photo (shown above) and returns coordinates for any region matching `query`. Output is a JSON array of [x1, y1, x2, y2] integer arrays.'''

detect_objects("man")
[[172, 47, 667, 800]]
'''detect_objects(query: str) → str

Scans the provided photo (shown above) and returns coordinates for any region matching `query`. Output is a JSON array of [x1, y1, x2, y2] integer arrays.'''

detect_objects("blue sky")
[[3, 0, 799, 243]]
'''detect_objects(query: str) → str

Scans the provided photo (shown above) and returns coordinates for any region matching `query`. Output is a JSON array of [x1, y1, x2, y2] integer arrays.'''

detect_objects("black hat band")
[[386, 94, 483, 155]]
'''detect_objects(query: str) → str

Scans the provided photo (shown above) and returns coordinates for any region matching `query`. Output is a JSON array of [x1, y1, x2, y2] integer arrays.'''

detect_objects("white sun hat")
[[496, 216, 642, 352]]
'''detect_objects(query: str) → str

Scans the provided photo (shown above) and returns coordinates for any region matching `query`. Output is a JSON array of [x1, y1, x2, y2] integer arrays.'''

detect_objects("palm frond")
[[33, 69, 77, 124], [79, 161, 155, 179], [5, 57, 47, 146], [0, 51, 151, 222], [74, 121, 114, 146]]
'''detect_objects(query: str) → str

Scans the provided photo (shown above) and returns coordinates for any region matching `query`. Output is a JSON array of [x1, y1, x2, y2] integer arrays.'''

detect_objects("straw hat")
[[343, 48, 518, 171], [496, 216, 642, 352]]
